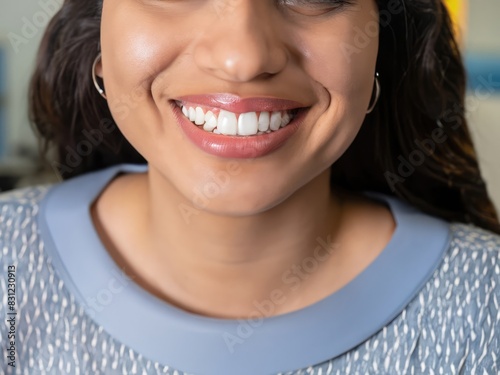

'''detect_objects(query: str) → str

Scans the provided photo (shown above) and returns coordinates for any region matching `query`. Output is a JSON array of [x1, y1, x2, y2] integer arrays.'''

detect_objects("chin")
[[187, 188, 293, 217]]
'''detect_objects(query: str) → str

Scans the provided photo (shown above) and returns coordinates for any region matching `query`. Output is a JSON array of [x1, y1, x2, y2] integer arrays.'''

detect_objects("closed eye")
[[278, 0, 356, 14]]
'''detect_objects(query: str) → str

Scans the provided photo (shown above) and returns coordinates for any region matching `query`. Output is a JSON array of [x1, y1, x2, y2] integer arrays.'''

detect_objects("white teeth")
[[218, 110, 238, 135], [258, 112, 270, 132], [188, 107, 196, 122], [179, 104, 295, 136], [206, 111, 215, 122], [204, 113, 217, 132], [238, 112, 259, 136], [270, 112, 282, 131], [281, 112, 291, 128], [195, 107, 205, 125]]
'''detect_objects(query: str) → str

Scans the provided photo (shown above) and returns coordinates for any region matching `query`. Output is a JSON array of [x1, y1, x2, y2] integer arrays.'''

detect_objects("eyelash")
[[276, 0, 355, 16], [278, 0, 355, 8]]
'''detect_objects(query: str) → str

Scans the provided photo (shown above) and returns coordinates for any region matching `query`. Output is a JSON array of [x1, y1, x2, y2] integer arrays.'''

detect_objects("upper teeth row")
[[179, 105, 295, 136]]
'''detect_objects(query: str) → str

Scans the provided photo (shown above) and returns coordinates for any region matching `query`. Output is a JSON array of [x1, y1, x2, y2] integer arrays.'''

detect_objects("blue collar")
[[39, 164, 451, 375]]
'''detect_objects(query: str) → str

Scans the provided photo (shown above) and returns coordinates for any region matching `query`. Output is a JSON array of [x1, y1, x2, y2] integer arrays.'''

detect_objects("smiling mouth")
[[174, 101, 302, 137]]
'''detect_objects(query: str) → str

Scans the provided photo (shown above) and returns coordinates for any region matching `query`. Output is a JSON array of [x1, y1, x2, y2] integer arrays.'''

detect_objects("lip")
[[170, 100, 309, 159], [175, 93, 307, 113]]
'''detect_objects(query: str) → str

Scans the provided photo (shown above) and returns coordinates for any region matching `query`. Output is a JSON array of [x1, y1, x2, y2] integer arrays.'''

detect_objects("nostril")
[[254, 72, 276, 81]]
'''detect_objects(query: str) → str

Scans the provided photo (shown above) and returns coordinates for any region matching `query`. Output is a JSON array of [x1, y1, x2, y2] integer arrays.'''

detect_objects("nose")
[[193, 0, 288, 82]]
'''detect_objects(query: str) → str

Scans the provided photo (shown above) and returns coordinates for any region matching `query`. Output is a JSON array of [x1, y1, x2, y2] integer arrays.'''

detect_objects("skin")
[[93, 0, 395, 319]]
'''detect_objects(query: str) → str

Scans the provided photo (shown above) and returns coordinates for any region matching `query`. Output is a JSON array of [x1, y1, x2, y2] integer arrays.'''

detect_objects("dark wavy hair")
[[29, 0, 500, 234]]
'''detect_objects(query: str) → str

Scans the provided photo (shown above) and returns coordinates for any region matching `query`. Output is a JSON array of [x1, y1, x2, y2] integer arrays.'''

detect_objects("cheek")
[[100, 1, 194, 110], [99, 1, 190, 148], [101, 7, 168, 93], [297, 9, 379, 107], [293, 8, 380, 166]]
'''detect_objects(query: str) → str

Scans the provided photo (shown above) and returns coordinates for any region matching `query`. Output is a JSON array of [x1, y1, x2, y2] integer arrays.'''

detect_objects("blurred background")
[[0, 1, 499, 212]]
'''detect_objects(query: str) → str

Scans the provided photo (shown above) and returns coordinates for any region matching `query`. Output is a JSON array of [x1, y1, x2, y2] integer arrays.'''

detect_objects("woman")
[[1, 0, 499, 374]]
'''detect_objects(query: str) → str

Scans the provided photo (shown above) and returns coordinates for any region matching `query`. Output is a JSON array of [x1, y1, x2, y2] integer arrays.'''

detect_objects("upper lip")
[[174, 93, 309, 113]]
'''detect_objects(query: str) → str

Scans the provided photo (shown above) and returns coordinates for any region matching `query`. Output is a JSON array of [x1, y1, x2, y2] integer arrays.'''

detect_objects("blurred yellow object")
[[444, 0, 467, 40]]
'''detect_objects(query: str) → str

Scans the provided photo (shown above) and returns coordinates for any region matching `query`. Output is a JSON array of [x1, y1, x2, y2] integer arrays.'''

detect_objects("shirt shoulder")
[[0, 186, 52, 266], [452, 220, 500, 247], [420, 222, 500, 371], [445, 221, 500, 274], [0, 185, 51, 208], [437, 222, 500, 306], [320, 221, 500, 374]]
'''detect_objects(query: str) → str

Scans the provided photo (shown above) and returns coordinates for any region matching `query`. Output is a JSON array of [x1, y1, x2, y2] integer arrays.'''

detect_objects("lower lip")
[[171, 102, 307, 159]]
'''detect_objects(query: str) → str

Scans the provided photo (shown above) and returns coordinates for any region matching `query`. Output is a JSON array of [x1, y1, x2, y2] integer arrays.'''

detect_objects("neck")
[[133, 167, 342, 319]]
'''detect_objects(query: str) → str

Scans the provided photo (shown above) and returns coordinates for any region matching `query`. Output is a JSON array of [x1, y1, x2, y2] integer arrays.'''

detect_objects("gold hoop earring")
[[92, 53, 107, 100], [366, 73, 380, 114]]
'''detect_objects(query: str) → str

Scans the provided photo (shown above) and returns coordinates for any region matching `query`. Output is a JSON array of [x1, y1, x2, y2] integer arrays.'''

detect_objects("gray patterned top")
[[1, 182, 499, 375]]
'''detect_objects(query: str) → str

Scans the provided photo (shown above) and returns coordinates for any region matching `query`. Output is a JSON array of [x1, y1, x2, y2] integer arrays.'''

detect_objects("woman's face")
[[98, 0, 379, 214]]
